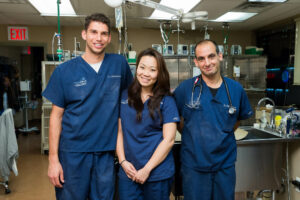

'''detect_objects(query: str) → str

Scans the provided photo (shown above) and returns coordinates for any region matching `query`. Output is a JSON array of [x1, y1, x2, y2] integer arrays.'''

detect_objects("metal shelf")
[[41, 61, 61, 154]]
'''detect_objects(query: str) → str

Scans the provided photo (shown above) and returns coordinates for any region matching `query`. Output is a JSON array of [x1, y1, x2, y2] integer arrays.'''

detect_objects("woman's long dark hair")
[[128, 48, 171, 122]]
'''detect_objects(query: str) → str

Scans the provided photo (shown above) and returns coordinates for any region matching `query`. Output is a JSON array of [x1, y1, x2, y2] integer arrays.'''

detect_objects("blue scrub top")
[[174, 77, 253, 172], [42, 54, 133, 152], [119, 90, 180, 182]]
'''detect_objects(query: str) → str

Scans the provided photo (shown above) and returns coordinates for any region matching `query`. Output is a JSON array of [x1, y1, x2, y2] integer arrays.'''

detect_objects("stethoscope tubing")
[[191, 75, 236, 114]]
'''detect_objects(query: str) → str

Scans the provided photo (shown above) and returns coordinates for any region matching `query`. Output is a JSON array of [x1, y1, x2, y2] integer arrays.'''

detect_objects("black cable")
[[291, 180, 300, 189]]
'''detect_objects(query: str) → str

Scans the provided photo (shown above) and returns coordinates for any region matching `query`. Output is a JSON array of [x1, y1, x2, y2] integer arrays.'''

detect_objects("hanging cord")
[[123, 3, 128, 56], [52, 32, 55, 61], [51, 32, 57, 61], [160, 21, 172, 45], [203, 24, 211, 40], [222, 22, 230, 56], [118, 27, 122, 55], [221, 22, 230, 77]]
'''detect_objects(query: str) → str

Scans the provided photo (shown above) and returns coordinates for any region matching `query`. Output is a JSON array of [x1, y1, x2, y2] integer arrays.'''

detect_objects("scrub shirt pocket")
[[219, 105, 238, 133], [67, 81, 89, 102], [103, 75, 121, 101], [183, 103, 203, 120]]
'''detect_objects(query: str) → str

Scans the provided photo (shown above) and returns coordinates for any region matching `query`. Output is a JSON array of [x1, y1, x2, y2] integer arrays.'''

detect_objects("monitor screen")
[[285, 85, 300, 107]]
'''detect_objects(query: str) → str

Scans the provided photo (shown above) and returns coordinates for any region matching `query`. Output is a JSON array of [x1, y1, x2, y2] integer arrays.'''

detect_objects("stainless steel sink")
[[239, 126, 282, 141]]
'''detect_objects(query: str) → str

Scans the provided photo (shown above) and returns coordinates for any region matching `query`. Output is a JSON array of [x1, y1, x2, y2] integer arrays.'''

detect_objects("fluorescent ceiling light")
[[28, 0, 76, 16], [150, 0, 201, 20], [214, 12, 257, 22], [248, 0, 287, 2]]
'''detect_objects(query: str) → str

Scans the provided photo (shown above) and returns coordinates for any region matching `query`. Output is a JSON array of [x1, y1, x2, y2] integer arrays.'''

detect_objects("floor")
[[0, 121, 175, 200], [0, 121, 248, 200], [0, 132, 55, 200]]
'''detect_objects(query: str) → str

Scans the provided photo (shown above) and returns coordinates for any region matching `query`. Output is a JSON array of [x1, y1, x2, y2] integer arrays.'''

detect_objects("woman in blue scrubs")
[[116, 48, 179, 200]]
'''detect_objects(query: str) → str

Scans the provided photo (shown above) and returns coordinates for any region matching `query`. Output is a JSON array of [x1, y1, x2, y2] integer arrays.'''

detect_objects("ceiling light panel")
[[214, 12, 257, 22], [150, 0, 201, 20], [28, 0, 76, 16], [247, 0, 287, 2]]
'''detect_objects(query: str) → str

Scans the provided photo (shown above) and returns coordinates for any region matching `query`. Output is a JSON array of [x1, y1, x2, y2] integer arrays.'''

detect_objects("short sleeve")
[[238, 89, 253, 120], [42, 67, 65, 108], [121, 57, 133, 91], [161, 96, 180, 124], [173, 84, 185, 116], [119, 89, 128, 117]]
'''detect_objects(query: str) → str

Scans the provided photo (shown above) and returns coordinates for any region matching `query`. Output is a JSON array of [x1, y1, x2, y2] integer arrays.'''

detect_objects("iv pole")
[[18, 81, 39, 133], [172, 20, 185, 87], [56, 0, 63, 61]]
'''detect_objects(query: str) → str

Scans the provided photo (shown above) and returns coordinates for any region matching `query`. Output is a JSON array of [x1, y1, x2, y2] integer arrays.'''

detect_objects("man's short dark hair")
[[84, 13, 111, 33], [194, 39, 220, 57]]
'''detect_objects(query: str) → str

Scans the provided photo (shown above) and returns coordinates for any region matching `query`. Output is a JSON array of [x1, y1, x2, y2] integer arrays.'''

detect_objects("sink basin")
[[239, 126, 282, 140]]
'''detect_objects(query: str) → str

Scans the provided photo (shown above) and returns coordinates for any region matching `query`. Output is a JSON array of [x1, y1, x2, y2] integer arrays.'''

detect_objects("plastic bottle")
[[275, 115, 282, 130], [286, 118, 291, 135], [260, 110, 267, 129]]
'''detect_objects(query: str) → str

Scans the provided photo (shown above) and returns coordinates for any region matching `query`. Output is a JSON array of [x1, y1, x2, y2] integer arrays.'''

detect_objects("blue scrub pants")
[[181, 165, 235, 200], [118, 177, 173, 200], [55, 151, 115, 200]]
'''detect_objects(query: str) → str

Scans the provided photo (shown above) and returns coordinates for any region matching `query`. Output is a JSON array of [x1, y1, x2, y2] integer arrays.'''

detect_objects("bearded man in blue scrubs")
[[173, 39, 253, 200], [43, 13, 133, 200]]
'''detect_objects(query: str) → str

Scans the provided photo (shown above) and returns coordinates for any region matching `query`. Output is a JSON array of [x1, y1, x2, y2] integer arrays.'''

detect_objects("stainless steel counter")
[[236, 126, 299, 192], [237, 127, 300, 144], [173, 127, 300, 194], [238, 126, 300, 143]]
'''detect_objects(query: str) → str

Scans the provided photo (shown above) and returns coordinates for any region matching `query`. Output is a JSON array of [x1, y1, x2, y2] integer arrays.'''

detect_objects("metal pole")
[[287, 142, 291, 200], [57, 0, 60, 35], [25, 92, 28, 130], [57, 0, 63, 61]]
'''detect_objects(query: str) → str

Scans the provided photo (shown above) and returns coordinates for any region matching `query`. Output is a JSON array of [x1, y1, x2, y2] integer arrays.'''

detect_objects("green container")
[[245, 48, 256, 55], [256, 50, 263, 55], [128, 58, 136, 64]]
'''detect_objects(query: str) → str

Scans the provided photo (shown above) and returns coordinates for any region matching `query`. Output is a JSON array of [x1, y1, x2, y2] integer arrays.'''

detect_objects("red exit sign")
[[8, 26, 28, 41]]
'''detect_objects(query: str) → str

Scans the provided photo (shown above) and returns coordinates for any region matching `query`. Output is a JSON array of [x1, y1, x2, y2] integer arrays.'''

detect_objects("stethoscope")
[[190, 75, 236, 115]]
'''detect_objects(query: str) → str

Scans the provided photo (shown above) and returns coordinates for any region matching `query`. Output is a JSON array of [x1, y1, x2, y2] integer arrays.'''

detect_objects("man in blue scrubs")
[[173, 39, 253, 200], [43, 13, 133, 200]]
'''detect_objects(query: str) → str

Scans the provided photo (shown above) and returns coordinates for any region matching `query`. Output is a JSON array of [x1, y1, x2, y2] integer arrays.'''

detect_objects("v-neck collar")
[[142, 98, 150, 105], [202, 79, 224, 103], [80, 53, 107, 75]]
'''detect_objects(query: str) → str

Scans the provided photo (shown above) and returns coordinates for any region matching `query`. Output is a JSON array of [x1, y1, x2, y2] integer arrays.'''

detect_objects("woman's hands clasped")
[[121, 161, 150, 184]]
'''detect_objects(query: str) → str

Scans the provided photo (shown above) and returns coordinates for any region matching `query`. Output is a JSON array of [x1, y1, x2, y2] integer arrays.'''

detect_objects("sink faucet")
[[256, 97, 275, 129]]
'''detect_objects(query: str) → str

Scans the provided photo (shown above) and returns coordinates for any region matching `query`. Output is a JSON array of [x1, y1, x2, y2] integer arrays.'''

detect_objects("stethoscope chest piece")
[[228, 106, 236, 115]]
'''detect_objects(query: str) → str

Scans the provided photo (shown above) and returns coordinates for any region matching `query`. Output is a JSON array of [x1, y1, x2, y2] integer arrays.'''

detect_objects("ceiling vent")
[[234, 2, 276, 12]]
